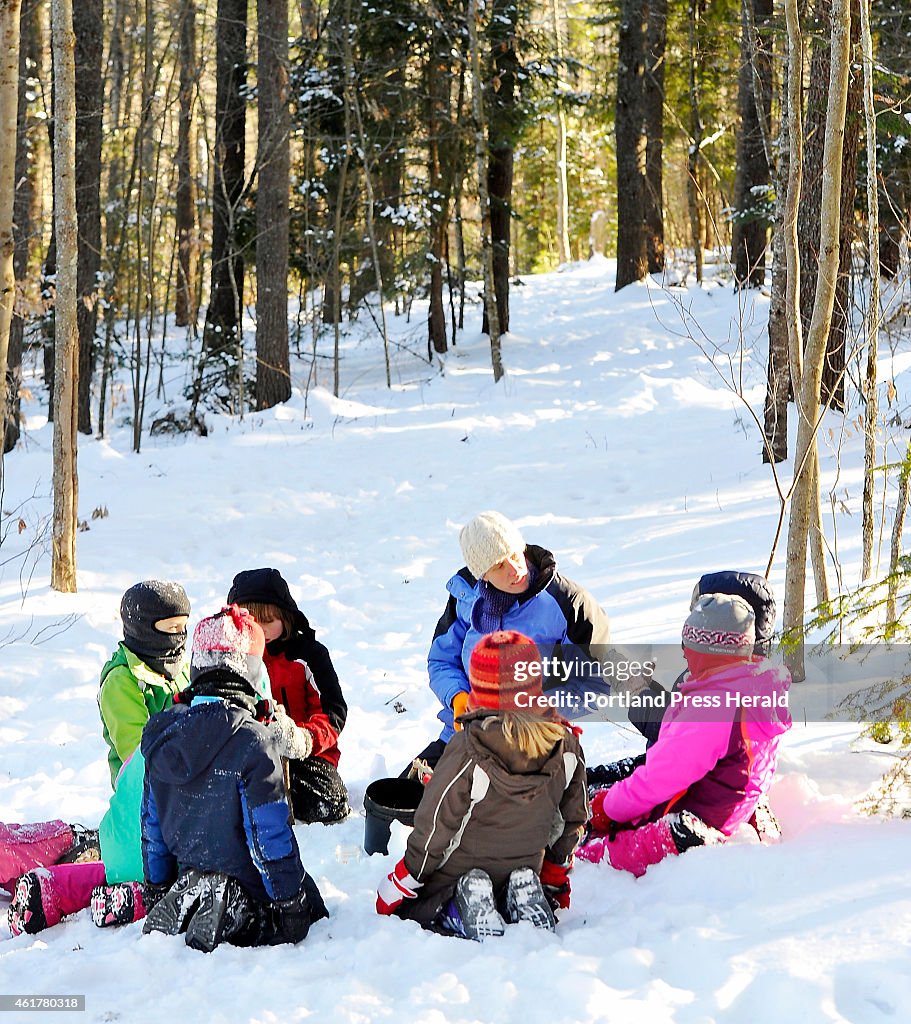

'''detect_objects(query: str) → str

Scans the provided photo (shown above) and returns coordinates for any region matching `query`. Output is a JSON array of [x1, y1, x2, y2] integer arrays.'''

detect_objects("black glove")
[[271, 890, 311, 945], [270, 873, 328, 945]]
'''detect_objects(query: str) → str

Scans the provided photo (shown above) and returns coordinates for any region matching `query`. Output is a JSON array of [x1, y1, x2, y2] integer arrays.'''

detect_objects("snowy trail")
[[1, 258, 908, 1023]]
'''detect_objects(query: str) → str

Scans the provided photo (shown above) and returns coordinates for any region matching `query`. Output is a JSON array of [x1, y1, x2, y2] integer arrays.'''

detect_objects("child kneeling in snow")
[[140, 606, 327, 953], [376, 630, 589, 940], [580, 594, 791, 876]]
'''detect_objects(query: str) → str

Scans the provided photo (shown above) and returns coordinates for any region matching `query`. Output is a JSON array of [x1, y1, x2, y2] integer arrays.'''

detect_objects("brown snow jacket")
[[400, 708, 589, 926]]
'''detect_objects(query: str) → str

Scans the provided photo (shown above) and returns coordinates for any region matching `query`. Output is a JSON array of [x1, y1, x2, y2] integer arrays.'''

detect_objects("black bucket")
[[363, 777, 425, 856]]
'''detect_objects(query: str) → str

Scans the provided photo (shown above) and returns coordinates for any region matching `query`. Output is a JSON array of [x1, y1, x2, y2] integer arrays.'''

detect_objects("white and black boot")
[[451, 869, 506, 941], [504, 868, 556, 932]]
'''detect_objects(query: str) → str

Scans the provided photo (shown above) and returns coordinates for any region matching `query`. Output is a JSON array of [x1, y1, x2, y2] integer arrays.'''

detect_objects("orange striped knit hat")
[[468, 630, 543, 711]]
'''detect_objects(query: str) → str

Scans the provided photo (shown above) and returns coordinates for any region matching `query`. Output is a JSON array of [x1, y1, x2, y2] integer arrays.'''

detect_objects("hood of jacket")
[[461, 709, 566, 802], [681, 658, 792, 739], [141, 700, 251, 786], [226, 567, 317, 654]]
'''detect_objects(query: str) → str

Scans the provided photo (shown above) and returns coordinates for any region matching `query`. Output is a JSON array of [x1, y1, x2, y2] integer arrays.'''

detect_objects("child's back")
[[377, 631, 589, 938]]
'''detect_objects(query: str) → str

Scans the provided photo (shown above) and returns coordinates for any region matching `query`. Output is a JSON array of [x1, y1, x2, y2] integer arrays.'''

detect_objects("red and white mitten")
[[376, 858, 422, 916]]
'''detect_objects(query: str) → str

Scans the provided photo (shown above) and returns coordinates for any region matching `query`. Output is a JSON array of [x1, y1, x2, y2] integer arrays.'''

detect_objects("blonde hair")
[[240, 601, 295, 641], [481, 711, 567, 759]]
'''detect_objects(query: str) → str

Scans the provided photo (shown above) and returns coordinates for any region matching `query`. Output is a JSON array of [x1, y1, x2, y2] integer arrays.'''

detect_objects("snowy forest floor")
[[1, 255, 910, 1023]]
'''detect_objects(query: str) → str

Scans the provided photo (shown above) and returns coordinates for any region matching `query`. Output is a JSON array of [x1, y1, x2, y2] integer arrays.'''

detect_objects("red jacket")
[[265, 652, 341, 766]]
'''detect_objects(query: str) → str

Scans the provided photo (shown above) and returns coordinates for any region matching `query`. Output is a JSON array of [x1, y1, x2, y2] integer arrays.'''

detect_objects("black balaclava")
[[120, 580, 190, 681]]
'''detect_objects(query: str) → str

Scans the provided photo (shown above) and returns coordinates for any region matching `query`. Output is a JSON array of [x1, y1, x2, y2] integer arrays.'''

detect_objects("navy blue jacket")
[[140, 699, 304, 902], [428, 544, 611, 741]]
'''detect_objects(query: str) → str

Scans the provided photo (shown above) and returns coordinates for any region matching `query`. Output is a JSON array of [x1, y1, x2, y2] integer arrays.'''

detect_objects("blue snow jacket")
[[428, 544, 611, 742], [140, 699, 304, 902]]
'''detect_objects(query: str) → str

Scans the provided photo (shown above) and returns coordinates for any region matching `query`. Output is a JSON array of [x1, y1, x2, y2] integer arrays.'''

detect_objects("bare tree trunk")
[[860, 0, 879, 580], [687, 0, 704, 284], [205, 0, 247, 349], [615, 0, 647, 290], [484, 0, 517, 336], [4, 0, 35, 455], [800, 0, 860, 413], [174, 0, 198, 329], [51, 0, 78, 593], [469, 0, 502, 380], [784, 0, 850, 680], [551, 0, 570, 264], [74, 0, 101, 435], [0, 0, 21, 488], [0, 0, 21, 472], [763, 47, 791, 464], [732, 0, 772, 287], [887, 440, 911, 627], [426, 19, 449, 355], [644, 0, 666, 274], [255, 0, 291, 409]]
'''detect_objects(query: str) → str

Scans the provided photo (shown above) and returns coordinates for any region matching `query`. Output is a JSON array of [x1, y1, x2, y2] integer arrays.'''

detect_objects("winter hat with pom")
[[120, 580, 190, 680], [188, 605, 267, 699], [468, 630, 543, 711], [459, 512, 526, 581], [682, 594, 755, 656]]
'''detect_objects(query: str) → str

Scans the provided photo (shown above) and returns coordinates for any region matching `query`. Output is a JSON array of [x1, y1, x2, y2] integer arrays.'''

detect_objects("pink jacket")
[[601, 659, 791, 835]]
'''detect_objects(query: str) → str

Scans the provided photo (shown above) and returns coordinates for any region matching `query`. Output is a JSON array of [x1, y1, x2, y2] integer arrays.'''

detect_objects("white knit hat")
[[682, 594, 755, 656], [459, 512, 526, 581]]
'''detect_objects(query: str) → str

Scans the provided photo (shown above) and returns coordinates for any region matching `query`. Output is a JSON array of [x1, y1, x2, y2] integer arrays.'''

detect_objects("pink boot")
[[91, 882, 149, 928], [8, 862, 106, 936]]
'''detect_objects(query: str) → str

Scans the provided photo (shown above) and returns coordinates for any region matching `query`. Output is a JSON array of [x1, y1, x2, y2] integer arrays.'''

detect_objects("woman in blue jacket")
[[411, 511, 611, 772]]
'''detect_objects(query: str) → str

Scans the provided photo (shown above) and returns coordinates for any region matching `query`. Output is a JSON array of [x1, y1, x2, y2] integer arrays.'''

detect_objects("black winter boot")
[[143, 870, 205, 938], [184, 873, 233, 953], [667, 811, 722, 854], [586, 754, 646, 800]]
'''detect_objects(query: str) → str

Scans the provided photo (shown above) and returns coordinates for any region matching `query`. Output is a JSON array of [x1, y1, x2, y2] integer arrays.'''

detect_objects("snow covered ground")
[[1, 256, 909, 1023]]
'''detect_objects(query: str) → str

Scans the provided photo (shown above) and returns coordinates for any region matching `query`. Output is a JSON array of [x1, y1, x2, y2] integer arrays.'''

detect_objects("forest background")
[[0, 0, 910, 667]]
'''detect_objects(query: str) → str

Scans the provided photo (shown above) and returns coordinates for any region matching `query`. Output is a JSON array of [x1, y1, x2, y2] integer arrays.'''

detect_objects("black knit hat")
[[226, 567, 317, 648], [693, 570, 776, 655]]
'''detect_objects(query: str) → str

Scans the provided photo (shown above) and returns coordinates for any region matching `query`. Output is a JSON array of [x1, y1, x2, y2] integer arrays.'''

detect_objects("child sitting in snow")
[[5, 581, 191, 936], [376, 630, 589, 940], [140, 605, 328, 953], [586, 570, 783, 842], [99, 580, 192, 788], [580, 594, 791, 876], [227, 568, 349, 824]]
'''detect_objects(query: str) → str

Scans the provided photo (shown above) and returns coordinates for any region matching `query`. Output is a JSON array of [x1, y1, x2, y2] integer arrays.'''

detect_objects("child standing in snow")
[[6, 581, 190, 936], [580, 594, 791, 876], [140, 605, 327, 952], [227, 568, 349, 824], [376, 630, 589, 940]]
